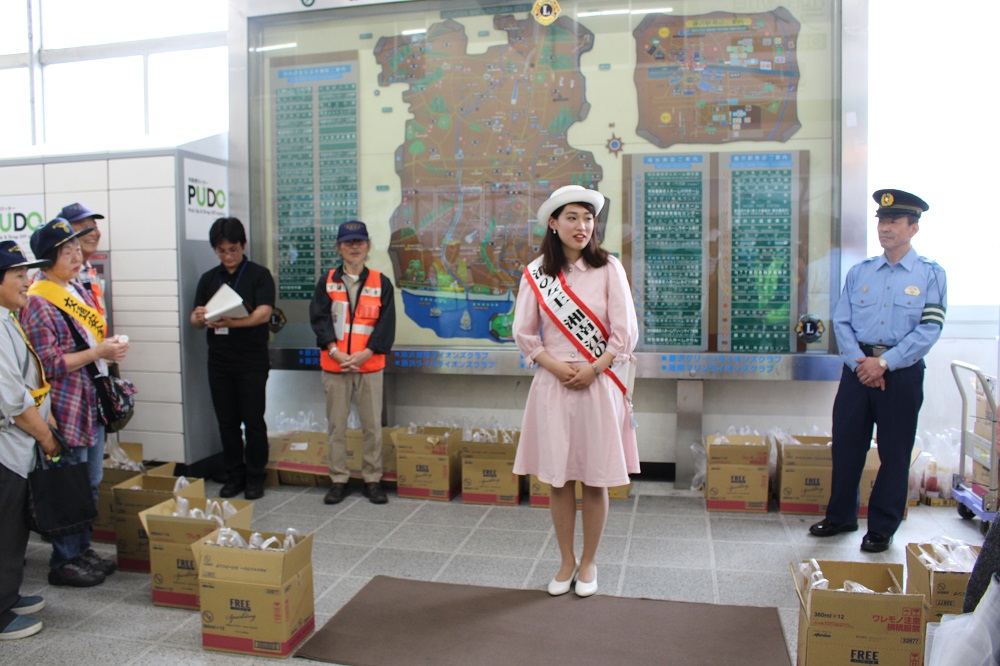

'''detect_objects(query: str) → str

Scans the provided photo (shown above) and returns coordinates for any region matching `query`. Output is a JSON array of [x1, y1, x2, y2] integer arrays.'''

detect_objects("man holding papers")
[[191, 218, 275, 500]]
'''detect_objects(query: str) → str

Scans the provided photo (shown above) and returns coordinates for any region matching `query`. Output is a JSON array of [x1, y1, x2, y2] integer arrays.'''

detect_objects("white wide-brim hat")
[[537, 185, 605, 224]]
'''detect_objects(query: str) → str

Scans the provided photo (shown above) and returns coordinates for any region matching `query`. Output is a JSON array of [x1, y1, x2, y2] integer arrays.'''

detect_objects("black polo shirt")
[[194, 258, 276, 369]]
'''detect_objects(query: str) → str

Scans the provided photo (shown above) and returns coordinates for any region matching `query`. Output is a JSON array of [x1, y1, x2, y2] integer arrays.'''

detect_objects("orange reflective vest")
[[320, 268, 386, 373], [81, 264, 106, 317]]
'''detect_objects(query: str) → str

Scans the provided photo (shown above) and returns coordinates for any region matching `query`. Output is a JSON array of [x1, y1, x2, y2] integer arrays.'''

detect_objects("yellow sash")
[[9, 313, 51, 408], [28, 279, 106, 343]]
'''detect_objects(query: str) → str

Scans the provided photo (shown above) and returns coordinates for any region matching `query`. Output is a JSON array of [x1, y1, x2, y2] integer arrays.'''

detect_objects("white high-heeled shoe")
[[574, 566, 597, 597], [547, 561, 579, 596]]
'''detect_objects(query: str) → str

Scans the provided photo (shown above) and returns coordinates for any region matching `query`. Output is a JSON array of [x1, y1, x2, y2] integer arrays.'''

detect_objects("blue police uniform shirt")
[[833, 247, 947, 372]]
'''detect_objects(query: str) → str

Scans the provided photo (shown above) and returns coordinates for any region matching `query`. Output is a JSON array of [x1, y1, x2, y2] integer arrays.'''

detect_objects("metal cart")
[[950, 361, 998, 535]]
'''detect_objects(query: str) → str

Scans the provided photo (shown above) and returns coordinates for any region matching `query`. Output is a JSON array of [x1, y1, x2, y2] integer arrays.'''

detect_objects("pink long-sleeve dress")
[[512, 254, 640, 488]]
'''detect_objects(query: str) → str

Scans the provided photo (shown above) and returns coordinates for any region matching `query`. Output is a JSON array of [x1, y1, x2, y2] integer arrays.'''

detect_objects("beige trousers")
[[322, 369, 384, 483]]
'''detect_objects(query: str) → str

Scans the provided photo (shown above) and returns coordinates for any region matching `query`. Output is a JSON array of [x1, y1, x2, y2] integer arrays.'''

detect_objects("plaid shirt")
[[19, 281, 101, 449]]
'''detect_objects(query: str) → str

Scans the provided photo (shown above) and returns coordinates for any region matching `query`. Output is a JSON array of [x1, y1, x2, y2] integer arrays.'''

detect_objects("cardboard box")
[[970, 460, 992, 487], [460, 440, 520, 505], [775, 437, 832, 515], [94, 442, 145, 542], [527, 478, 628, 506], [705, 463, 770, 512], [267, 431, 330, 486], [794, 560, 924, 666], [193, 528, 315, 658], [703, 434, 769, 465], [393, 427, 462, 500], [346, 427, 400, 482], [112, 474, 205, 572], [779, 438, 831, 512], [138, 497, 254, 609], [608, 482, 632, 499], [905, 542, 981, 623]]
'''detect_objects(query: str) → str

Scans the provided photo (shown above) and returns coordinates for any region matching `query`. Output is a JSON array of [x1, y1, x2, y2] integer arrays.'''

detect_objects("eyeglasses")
[[215, 245, 243, 256]]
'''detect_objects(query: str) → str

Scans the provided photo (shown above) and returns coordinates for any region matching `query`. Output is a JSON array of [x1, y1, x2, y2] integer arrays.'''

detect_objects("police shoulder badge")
[[532, 0, 561, 26]]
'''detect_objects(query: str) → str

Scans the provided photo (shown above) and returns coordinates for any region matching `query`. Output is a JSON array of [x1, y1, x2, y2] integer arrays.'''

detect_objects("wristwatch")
[[592, 362, 602, 376], [877, 357, 888, 371]]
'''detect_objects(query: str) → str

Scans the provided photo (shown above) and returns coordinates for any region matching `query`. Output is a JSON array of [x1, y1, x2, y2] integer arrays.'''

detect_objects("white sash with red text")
[[524, 256, 635, 402]]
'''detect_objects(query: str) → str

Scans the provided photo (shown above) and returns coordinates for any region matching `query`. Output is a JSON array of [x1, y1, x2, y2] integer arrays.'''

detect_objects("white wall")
[[0, 155, 186, 462]]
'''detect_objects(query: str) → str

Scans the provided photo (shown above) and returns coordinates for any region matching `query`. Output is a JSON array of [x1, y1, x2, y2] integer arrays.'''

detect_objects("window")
[[40, 0, 227, 48], [148, 47, 229, 143], [869, 0, 999, 306], [0, 69, 31, 152], [43, 57, 145, 148]]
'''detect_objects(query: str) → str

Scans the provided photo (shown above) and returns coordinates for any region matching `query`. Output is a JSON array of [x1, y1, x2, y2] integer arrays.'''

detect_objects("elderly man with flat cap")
[[810, 189, 947, 553]]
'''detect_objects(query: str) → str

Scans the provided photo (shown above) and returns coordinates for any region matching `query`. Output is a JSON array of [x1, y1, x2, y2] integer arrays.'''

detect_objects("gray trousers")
[[322, 369, 384, 484]]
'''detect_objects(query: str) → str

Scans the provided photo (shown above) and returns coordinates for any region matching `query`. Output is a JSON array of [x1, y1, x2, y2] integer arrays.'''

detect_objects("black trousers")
[[208, 364, 269, 480], [826, 362, 924, 535], [0, 462, 29, 630]]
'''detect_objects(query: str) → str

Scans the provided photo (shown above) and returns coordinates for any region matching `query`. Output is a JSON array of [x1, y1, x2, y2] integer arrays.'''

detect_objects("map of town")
[[633, 8, 801, 148], [374, 15, 603, 342]]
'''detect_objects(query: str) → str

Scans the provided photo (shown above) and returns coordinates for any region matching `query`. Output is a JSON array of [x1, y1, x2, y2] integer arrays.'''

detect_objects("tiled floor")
[[3, 480, 988, 664]]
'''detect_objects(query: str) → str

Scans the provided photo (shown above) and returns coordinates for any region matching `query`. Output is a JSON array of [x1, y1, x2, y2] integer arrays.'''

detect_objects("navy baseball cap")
[[873, 189, 929, 219], [337, 220, 369, 243], [30, 217, 95, 259], [59, 202, 104, 224], [0, 240, 50, 271]]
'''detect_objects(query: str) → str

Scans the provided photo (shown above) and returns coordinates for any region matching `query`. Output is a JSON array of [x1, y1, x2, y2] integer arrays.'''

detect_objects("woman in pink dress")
[[513, 185, 639, 598]]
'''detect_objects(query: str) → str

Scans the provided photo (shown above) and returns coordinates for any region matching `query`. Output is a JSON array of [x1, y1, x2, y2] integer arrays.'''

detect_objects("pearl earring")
[[551, 229, 556, 235]]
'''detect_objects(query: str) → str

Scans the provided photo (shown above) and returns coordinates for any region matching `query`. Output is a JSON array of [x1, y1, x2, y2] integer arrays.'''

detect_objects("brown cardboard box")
[[193, 528, 315, 658], [528, 476, 582, 508], [775, 437, 832, 515], [703, 435, 771, 512], [393, 427, 462, 500], [705, 463, 770, 512], [267, 431, 330, 486], [608, 482, 632, 499], [703, 434, 769, 465], [905, 542, 981, 623], [94, 442, 145, 542], [459, 440, 520, 506], [138, 497, 254, 609], [794, 560, 924, 665], [971, 460, 992, 487], [112, 474, 205, 572], [346, 427, 400, 482]]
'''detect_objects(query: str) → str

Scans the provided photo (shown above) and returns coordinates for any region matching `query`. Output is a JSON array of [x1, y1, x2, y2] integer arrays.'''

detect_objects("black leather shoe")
[[219, 477, 245, 498], [79, 548, 116, 576], [809, 519, 859, 537], [48, 558, 105, 587], [861, 532, 893, 553], [363, 482, 388, 504], [243, 477, 264, 500], [324, 483, 350, 505]]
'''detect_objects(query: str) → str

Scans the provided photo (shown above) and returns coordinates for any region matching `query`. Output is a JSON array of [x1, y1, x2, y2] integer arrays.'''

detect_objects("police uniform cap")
[[873, 189, 929, 219]]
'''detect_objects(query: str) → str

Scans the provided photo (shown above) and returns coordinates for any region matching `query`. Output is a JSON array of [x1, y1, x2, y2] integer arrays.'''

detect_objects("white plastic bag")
[[925, 574, 1000, 665]]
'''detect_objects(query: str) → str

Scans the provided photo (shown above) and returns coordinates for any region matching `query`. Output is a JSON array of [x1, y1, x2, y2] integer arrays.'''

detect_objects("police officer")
[[809, 189, 946, 553]]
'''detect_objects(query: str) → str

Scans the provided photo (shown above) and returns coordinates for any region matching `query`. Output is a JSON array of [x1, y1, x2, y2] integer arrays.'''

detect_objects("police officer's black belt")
[[860, 343, 893, 357]]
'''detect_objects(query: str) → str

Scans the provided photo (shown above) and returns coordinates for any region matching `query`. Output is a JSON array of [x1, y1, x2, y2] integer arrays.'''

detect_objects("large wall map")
[[633, 8, 801, 148], [374, 15, 602, 343]]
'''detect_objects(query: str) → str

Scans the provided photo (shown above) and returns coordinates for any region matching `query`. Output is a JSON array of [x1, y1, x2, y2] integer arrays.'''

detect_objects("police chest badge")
[[905, 286, 920, 296], [532, 0, 561, 26]]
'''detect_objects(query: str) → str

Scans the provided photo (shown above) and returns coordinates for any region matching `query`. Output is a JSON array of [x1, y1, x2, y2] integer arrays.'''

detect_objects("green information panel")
[[270, 54, 360, 300], [627, 154, 710, 350], [718, 151, 806, 352]]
